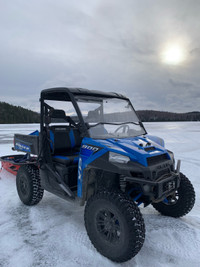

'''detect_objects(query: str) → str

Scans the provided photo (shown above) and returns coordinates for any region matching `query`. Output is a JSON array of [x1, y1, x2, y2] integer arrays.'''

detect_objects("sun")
[[161, 44, 186, 65]]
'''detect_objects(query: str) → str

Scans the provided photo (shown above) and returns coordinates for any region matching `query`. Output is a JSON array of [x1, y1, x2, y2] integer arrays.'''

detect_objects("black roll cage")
[[40, 87, 146, 138]]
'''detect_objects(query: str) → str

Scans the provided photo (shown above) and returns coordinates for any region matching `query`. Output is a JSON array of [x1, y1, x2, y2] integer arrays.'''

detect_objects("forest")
[[137, 110, 200, 122], [0, 101, 199, 123], [0, 102, 40, 123]]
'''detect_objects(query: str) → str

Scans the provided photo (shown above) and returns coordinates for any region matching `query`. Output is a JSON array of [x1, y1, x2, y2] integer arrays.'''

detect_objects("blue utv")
[[1, 88, 195, 262]]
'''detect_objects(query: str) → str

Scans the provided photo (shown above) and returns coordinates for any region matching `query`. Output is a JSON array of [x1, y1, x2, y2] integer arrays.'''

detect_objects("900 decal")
[[81, 144, 99, 152], [81, 144, 101, 157]]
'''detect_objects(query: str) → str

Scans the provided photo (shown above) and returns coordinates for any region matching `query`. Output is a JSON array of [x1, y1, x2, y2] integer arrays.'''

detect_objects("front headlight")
[[109, 152, 130, 164], [167, 150, 175, 163]]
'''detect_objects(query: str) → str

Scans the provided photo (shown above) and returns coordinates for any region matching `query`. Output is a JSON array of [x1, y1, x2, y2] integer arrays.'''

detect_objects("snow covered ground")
[[0, 122, 199, 267]]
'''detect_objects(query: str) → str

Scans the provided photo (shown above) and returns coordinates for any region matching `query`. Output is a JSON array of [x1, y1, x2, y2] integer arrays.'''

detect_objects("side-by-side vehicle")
[[0, 88, 195, 262]]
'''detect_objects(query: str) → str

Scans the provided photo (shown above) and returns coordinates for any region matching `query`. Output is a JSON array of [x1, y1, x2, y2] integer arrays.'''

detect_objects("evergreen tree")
[[0, 102, 40, 123]]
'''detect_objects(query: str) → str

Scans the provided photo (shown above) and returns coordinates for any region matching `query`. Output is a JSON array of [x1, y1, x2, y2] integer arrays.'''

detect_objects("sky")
[[0, 0, 200, 113]]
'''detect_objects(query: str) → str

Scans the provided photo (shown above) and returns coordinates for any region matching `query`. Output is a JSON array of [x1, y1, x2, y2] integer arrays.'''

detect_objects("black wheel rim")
[[164, 191, 179, 205], [96, 209, 121, 243], [19, 175, 28, 196]]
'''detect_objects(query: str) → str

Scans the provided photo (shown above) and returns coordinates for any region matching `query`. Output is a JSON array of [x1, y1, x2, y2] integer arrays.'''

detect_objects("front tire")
[[152, 173, 195, 218], [16, 165, 44, 206], [84, 190, 145, 262]]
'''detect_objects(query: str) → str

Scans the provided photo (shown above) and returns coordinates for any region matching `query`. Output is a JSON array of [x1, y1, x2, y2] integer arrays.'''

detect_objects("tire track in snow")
[[179, 157, 200, 167], [31, 198, 97, 267], [9, 204, 57, 267], [9, 195, 100, 267], [0, 258, 9, 267], [140, 212, 200, 266]]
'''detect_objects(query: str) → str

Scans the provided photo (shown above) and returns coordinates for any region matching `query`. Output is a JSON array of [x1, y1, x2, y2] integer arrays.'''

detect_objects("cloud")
[[169, 79, 195, 89], [0, 0, 200, 112]]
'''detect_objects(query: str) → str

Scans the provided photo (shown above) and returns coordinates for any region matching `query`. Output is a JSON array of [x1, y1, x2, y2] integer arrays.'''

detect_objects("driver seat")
[[49, 125, 82, 166]]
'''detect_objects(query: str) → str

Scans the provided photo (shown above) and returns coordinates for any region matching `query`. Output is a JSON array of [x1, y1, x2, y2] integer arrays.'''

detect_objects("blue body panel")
[[28, 130, 168, 198], [77, 138, 108, 197], [77, 135, 169, 197], [29, 130, 39, 136]]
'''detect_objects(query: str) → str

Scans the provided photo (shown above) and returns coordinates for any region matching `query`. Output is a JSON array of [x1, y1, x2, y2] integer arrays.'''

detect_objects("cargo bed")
[[14, 131, 39, 155]]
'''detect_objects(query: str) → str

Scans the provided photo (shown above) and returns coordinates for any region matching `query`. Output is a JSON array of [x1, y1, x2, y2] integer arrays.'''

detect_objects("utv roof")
[[41, 87, 128, 101]]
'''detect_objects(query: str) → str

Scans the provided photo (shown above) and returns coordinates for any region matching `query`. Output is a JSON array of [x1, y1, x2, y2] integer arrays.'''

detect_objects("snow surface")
[[0, 122, 200, 267]]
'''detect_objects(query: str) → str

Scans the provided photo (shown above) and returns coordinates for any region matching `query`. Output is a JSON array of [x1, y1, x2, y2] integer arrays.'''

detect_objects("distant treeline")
[[137, 110, 200, 122], [0, 102, 40, 123], [0, 102, 200, 123]]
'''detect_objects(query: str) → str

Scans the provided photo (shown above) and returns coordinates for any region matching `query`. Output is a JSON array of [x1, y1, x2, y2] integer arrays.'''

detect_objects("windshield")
[[76, 96, 146, 139]]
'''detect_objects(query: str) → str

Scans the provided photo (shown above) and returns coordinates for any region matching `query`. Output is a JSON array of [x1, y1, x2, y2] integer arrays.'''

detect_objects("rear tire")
[[84, 190, 145, 262], [152, 173, 195, 218], [16, 165, 44, 205]]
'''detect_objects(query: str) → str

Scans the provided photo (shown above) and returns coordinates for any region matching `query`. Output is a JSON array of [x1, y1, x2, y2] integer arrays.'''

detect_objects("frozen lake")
[[0, 122, 200, 267]]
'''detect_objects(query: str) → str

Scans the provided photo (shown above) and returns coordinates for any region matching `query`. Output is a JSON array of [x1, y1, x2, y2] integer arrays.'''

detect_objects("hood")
[[95, 136, 169, 167]]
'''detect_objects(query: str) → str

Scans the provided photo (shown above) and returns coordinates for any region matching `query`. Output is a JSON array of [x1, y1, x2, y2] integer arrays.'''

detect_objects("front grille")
[[147, 153, 169, 166], [131, 171, 144, 178], [157, 168, 170, 178]]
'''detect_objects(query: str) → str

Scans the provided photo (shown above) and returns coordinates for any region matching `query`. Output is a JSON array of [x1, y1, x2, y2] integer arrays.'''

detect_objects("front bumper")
[[125, 171, 181, 202]]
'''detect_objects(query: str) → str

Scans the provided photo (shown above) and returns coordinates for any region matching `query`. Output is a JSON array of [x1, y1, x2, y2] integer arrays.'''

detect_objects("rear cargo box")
[[14, 134, 39, 155]]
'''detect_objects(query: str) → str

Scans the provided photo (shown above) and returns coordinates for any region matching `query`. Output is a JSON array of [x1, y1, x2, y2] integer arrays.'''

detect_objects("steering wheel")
[[114, 124, 130, 134]]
